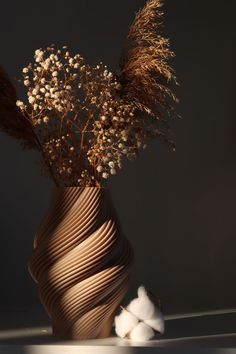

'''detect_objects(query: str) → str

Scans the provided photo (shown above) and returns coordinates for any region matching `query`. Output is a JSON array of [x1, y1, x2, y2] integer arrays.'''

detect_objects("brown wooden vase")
[[28, 187, 133, 339]]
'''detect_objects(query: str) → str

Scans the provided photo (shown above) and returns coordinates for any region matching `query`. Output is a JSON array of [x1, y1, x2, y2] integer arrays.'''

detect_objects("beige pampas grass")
[[119, 0, 178, 148]]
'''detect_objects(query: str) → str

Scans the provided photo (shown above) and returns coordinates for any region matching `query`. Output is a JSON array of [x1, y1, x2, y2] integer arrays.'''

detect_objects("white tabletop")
[[0, 309, 236, 353]]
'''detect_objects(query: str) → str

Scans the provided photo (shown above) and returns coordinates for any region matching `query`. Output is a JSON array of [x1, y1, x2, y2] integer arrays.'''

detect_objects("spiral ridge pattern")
[[28, 187, 133, 339]]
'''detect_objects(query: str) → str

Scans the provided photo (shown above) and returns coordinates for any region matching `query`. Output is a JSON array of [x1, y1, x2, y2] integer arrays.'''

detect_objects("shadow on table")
[[158, 333, 236, 348], [163, 312, 236, 338]]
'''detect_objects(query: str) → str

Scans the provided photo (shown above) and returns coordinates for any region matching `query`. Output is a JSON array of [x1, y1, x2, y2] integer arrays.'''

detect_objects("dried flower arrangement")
[[0, 0, 178, 187]]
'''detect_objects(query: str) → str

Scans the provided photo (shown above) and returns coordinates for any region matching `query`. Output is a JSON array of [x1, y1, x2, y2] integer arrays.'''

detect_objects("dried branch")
[[0, 66, 38, 149]]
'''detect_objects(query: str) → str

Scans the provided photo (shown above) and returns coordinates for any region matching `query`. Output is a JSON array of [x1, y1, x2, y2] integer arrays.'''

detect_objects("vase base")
[[52, 312, 115, 340]]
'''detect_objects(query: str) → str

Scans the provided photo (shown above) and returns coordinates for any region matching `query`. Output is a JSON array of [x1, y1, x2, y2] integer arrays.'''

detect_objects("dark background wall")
[[0, 0, 236, 315]]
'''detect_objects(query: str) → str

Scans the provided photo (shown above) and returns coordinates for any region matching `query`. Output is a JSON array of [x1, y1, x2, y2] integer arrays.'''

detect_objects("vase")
[[28, 187, 133, 339]]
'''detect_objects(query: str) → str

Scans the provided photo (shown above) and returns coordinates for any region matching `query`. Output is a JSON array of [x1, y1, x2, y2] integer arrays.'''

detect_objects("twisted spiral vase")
[[28, 187, 133, 339]]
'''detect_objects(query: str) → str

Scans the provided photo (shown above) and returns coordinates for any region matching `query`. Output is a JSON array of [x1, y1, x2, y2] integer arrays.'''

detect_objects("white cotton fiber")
[[127, 286, 155, 320], [115, 309, 139, 338], [144, 308, 165, 334], [114, 285, 165, 342], [129, 322, 155, 341]]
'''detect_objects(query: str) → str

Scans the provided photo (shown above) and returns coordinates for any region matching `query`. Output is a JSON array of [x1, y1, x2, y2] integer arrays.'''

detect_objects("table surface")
[[0, 309, 236, 353]]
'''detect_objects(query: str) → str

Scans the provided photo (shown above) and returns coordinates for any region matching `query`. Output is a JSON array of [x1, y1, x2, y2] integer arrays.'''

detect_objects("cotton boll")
[[115, 309, 139, 338], [127, 286, 155, 320], [129, 322, 155, 341], [144, 308, 165, 334]]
